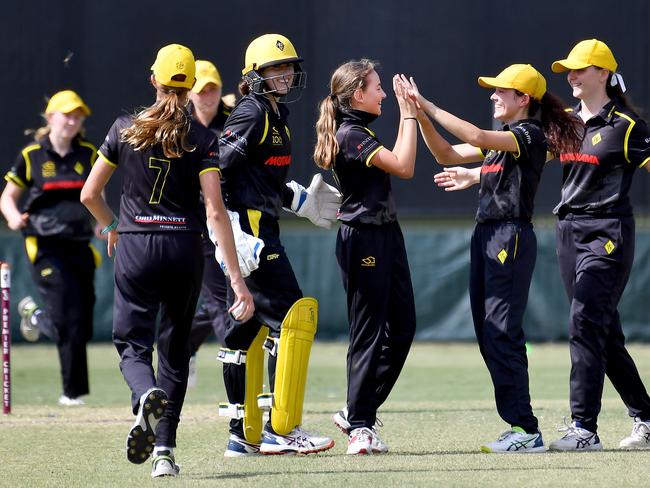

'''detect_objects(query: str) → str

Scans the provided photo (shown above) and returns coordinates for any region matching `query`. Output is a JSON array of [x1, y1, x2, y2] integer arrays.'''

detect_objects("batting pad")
[[271, 297, 318, 435], [243, 326, 268, 444]]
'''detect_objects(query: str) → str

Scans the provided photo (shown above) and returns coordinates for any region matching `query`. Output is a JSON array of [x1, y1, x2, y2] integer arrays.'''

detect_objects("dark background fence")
[[1, 1, 650, 342]]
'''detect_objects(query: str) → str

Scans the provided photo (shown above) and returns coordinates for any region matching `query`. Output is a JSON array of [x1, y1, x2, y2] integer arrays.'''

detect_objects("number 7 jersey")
[[98, 114, 220, 233]]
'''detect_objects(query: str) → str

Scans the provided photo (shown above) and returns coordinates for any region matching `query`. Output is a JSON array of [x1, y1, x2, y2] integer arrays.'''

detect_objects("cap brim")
[[477, 76, 513, 90], [192, 77, 222, 93], [551, 59, 591, 73]]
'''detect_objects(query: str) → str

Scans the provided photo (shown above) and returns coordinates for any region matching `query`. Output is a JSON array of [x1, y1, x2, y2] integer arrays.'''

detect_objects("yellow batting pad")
[[243, 326, 268, 444], [271, 297, 318, 435]]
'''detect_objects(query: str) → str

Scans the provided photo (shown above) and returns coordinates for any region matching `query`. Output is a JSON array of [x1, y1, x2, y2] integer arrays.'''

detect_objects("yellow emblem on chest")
[[42, 161, 56, 178], [497, 249, 508, 264], [74, 162, 84, 175], [591, 132, 602, 146]]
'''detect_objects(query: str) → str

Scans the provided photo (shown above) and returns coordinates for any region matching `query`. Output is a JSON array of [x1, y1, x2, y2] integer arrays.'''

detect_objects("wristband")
[[100, 218, 118, 235], [403, 117, 417, 121]]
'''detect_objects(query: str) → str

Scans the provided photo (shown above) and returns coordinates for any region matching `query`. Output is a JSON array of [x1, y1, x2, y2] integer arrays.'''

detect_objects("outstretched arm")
[[433, 166, 481, 191]]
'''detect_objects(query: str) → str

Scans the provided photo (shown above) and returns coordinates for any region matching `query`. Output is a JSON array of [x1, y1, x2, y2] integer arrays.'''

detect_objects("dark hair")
[[239, 79, 250, 96], [605, 72, 641, 117], [527, 92, 583, 155]]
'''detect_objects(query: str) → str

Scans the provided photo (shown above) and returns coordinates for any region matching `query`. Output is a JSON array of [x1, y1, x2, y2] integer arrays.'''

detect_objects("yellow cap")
[[192, 60, 222, 93], [478, 64, 546, 101], [551, 39, 617, 73], [151, 44, 196, 89], [242, 33, 302, 75], [45, 90, 91, 116]]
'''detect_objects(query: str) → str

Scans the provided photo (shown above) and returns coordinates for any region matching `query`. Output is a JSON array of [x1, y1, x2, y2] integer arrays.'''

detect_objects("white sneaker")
[[347, 427, 373, 455], [58, 395, 85, 406], [480, 427, 545, 453], [333, 407, 387, 452], [187, 354, 198, 389], [548, 419, 602, 451], [260, 425, 334, 455], [224, 433, 261, 457], [126, 388, 168, 464], [151, 450, 180, 478], [619, 417, 650, 449], [18, 296, 39, 342]]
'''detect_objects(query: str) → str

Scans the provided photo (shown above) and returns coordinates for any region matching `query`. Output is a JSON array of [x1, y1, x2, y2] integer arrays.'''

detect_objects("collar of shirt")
[[38, 134, 82, 157], [337, 108, 378, 127], [573, 99, 617, 125]]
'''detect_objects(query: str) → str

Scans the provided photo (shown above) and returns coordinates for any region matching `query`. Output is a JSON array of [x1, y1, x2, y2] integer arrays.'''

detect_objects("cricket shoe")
[[58, 395, 85, 406], [619, 417, 650, 449], [224, 433, 261, 457], [333, 407, 388, 453], [126, 388, 168, 464], [151, 450, 180, 478], [260, 425, 334, 455], [347, 427, 373, 455], [480, 427, 545, 453], [548, 419, 602, 451]]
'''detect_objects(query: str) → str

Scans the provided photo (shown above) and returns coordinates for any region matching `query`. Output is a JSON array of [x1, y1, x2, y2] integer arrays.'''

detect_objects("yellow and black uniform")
[[217, 91, 302, 437], [4, 135, 98, 399], [333, 109, 415, 431], [188, 100, 233, 350], [99, 113, 220, 448], [471, 119, 546, 434], [555, 101, 650, 432]]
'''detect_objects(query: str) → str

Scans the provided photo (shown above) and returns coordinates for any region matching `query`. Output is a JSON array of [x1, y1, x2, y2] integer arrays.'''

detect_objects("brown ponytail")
[[528, 92, 583, 155], [121, 86, 195, 159], [313, 59, 377, 169]]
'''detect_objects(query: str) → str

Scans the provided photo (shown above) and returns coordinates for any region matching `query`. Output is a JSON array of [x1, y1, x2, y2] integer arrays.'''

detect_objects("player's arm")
[[417, 110, 484, 165], [0, 181, 28, 230], [200, 169, 254, 322], [80, 157, 118, 256], [369, 75, 418, 179]]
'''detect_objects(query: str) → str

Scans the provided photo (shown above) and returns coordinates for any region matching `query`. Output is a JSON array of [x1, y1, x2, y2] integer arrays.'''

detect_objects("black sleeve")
[[197, 128, 221, 176], [4, 148, 31, 188], [627, 118, 650, 168], [340, 126, 384, 167], [218, 99, 263, 171], [510, 122, 543, 160], [98, 116, 129, 167]]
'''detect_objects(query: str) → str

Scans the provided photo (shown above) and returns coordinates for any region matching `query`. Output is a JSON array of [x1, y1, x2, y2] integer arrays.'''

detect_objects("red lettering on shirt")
[[560, 153, 600, 165], [42, 180, 85, 190], [481, 163, 503, 174], [264, 155, 292, 166]]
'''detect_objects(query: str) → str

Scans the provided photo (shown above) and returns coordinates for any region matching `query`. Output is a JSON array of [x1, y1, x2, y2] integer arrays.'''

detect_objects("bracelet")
[[403, 117, 417, 121], [100, 218, 118, 235]]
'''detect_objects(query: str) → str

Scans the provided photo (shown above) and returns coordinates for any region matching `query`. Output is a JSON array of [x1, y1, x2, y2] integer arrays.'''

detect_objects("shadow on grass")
[[189, 465, 587, 481]]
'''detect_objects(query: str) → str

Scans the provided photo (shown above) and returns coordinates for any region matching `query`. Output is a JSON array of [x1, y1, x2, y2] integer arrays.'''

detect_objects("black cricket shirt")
[[555, 100, 650, 217], [217, 92, 294, 219], [333, 109, 396, 226], [477, 119, 547, 223], [4, 135, 97, 239], [98, 114, 220, 233]]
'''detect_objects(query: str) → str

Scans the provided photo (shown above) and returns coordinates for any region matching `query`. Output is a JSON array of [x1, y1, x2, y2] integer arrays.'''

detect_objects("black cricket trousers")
[[336, 221, 416, 431], [113, 232, 203, 448], [557, 215, 650, 432], [29, 237, 95, 399], [470, 221, 538, 434]]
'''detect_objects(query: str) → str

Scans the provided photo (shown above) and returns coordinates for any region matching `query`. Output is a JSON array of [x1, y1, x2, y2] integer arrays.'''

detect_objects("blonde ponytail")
[[121, 87, 195, 158], [313, 96, 339, 169]]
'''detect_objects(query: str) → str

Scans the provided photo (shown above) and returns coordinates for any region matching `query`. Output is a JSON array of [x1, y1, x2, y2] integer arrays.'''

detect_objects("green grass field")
[[2, 342, 650, 487]]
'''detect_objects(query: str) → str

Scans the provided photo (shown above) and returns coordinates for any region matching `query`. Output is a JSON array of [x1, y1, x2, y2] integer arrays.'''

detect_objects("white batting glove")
[[208, 211, 265, 278], [285, 173, 341, 229]]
